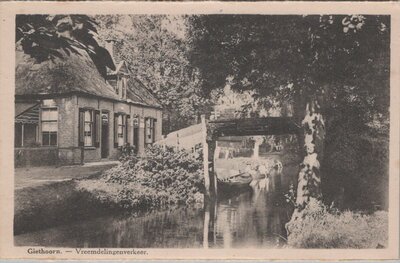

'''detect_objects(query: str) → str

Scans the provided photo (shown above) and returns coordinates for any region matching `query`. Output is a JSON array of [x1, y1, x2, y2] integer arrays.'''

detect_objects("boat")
[[217, 172, 253, 195]]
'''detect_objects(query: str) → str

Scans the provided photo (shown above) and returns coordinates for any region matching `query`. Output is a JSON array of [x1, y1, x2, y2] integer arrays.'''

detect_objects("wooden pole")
[[211, 140, 218, 198], [21, 124, 24, 147], [203, 204, 210, 249], [201, 115, 210, 197]]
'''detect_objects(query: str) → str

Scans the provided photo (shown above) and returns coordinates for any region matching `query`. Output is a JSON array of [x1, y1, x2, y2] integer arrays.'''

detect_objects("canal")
[[14, 190, 291, 248]]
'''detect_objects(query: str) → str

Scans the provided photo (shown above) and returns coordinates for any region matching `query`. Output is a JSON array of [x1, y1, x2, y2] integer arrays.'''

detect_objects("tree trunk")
[[286, 91, 326, 237], [295, 99, 325, 210]]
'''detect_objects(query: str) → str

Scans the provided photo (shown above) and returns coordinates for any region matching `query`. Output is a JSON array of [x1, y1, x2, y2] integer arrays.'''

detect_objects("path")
[[14, 161, 119, 190]]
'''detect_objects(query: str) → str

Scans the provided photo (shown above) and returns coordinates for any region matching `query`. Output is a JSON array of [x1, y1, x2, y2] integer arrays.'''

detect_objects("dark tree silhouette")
[[16, 15, 115, 77]]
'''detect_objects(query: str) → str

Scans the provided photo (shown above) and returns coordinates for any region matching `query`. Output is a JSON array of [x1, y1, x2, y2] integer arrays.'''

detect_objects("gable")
[[126, 78, 162, 108], [109, 61, 130, 76]]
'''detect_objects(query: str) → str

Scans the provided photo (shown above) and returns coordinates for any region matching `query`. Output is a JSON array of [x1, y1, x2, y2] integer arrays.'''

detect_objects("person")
[[258, 164, 270, 191]]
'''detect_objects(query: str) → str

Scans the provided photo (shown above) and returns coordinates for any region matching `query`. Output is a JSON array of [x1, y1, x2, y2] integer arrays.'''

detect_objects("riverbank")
[[15, 146, 204, 234], [14, 176, 118, 235], [286, 198, 388, 248]]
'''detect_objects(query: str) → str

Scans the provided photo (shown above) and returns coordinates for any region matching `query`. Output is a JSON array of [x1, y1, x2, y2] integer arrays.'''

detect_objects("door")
[[101, 112, 109, 158], [133, 127, 139, 154], [132, 116, 139, 154]]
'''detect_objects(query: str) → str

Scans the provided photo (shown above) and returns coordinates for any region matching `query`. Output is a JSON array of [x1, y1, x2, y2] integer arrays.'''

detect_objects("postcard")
[[0, 1, 399, 260]]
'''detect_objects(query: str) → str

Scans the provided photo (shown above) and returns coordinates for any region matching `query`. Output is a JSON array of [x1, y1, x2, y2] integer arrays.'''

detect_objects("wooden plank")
[[203, 206, 210, 249], [201, 115, 210, 197], [21, 124, 24, 147]]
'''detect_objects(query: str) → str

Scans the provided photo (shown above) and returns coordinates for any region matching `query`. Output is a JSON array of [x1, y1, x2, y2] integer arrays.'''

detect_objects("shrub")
[[286, 198, 388, 248], [101, 145, 204, 211]]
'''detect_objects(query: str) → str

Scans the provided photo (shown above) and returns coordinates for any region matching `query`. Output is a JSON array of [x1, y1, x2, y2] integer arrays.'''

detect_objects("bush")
[[99, 145, 204, 211], [286, 198, 388, 248]]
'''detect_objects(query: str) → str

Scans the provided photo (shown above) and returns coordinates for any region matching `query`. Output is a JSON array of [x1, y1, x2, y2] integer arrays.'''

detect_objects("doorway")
[[101, 111, 109, 158], [133, 127, 139, 154], [132, 116, 139, 154]]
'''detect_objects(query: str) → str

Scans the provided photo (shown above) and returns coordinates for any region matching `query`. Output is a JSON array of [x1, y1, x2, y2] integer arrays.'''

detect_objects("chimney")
[[105, 39, 117, 61]]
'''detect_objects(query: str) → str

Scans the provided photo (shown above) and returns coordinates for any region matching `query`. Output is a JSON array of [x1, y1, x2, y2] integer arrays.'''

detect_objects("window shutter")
[[144, 118, 148, 145], [114, 113, 118, 148], [126, 115, 130, 145], [144, 118, 152, 144], [94, 110, 100, 147], [153, 119, 157, 143], [78, 109, 84, 147], [121, 115, 125, 146]]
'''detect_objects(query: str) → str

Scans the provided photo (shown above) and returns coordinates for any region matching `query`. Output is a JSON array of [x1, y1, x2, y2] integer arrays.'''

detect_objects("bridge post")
[[209, 139, 218, 198]]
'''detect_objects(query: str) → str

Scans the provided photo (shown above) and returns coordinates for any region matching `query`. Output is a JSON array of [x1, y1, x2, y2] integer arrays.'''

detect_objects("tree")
[[16, 15, 115, 77], [95, 15, 212, 133], [187, 15, 389, 212]]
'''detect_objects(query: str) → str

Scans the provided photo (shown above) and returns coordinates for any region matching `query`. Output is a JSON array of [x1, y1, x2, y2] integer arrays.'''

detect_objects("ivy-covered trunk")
[[295, 99, 325, 210], [286, 98, 325, 235]]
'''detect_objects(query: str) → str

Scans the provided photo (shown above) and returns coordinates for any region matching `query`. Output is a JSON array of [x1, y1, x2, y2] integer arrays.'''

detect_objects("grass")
[[286, 198, 388, 248]]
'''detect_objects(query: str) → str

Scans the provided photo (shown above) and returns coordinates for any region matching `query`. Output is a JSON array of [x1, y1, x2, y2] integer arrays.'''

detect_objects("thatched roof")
[[127, 78, 162, 108], [15, 48, 162, 109], [15, 48, 120, 100]]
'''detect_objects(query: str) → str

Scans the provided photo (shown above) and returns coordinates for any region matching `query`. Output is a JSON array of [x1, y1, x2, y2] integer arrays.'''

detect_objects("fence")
[[156, 123, 202, 151]]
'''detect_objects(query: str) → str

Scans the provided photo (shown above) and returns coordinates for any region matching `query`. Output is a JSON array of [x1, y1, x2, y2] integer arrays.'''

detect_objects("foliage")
[[187, 15, 389, 112], [16, 15, 115, 77], [119, 144, 137, 162], [284, 183, 299, 209], [187, 14, 389, 130], [322, 131, 389, 210], [102, 145, 204, 210], [286, 198, 388, 248]]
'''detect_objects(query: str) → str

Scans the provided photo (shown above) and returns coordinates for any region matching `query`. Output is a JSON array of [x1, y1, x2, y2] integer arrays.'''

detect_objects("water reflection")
[[204, 191, 289, 248], [15, 191, 289, 248]]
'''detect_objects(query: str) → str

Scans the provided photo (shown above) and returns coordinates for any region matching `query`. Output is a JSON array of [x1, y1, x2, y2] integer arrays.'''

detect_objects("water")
[[14, 191, 290, 248]]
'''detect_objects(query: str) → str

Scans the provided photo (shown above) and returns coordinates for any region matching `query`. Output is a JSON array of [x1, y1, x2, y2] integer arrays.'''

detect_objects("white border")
[[0, 1, 399, 260]]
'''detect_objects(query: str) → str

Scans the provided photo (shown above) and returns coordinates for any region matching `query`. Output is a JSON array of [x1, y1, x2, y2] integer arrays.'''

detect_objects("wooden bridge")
[[201, 115, 301, 200]]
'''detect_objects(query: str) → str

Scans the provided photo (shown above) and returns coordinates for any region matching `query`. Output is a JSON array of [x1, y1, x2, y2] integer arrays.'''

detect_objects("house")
[[14, 41, 162, 167]]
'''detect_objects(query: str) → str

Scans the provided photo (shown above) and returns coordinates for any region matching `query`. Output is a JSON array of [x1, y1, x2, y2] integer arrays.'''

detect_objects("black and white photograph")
[[0, 1, 399, 260]]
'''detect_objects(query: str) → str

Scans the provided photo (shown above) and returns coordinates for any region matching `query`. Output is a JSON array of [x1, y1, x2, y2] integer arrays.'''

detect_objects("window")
[[121, 77, 127, 99], [79, 109, 100, 147], [145, 118, 156, 145], [114, 113, 129, 147], [108, 79, 117, 92], [84, 110, 93, 146], [41, 108, 58, 146], [117, 114, 125, 147], [107, 76, 127, 100], [116, 77, 122, 97]]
